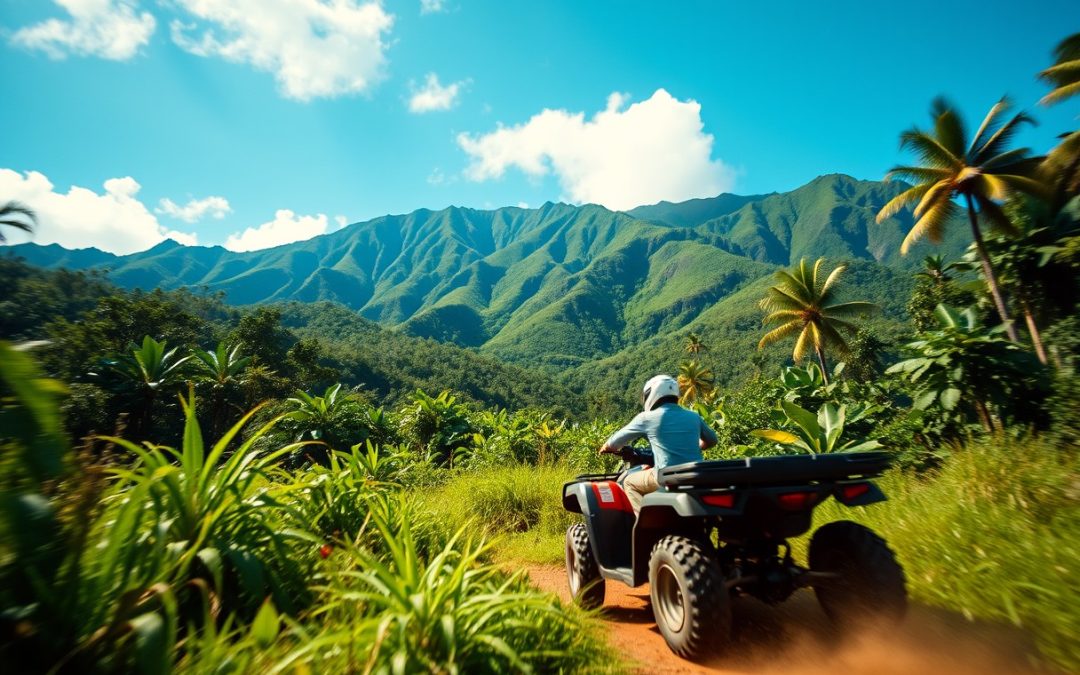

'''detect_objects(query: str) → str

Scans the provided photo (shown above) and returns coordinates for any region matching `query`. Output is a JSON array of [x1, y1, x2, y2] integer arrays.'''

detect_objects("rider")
[[599, 375, 718, 514]]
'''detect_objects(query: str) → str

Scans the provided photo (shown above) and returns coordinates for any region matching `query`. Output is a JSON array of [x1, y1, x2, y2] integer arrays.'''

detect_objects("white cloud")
[[420, 0, 446, 15], [516, 201, 529, 209], [169, 0, 393, 101], [224, 209, 328, 251], [408, 73, 465, 113], [10, 0, 156, 60], [456, 89, 735, 211], [0, 169, 196, 254], [334, 215, 348, 229], [156, 195, 231, 223]]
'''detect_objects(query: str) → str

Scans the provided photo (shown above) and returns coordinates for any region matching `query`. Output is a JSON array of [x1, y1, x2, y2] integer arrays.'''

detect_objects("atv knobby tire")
[[648, 535, 731, 660], [565, 523, 604, 609], [809, 520, 907, 627]]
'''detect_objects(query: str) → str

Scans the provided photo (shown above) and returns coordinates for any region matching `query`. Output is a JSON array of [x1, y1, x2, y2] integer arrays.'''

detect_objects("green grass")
[[420, 464, 579, 566], [803, 436, 1079, 672]]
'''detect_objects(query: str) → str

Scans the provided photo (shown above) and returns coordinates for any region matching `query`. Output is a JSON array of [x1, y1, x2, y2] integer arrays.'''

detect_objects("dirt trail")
[[527, 565, 1046, 675]]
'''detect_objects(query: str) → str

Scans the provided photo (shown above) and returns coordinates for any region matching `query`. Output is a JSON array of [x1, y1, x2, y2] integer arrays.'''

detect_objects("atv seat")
[[659, 452, 891, 489]]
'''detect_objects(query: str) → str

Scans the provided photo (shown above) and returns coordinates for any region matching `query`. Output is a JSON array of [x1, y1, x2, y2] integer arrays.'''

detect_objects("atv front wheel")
[[809, 520, 907, 627], [648, 535, 731, 660], [565, 523, 604, 609]]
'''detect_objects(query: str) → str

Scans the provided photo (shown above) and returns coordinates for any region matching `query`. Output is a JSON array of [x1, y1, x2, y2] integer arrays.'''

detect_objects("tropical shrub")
[[752, 401, 882, 454], [887, 304, 1049, 433], [398, 389, 475, 466]]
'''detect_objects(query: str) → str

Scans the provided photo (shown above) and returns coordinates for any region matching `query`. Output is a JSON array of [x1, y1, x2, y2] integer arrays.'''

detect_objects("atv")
[[562, 446, 907, 660]]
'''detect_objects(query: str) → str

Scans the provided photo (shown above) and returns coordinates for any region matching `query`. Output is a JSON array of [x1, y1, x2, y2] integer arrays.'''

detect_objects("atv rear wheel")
[[565, 523, 604, 609], [809, 520, 907, 627], [648, 535, 731, 660]]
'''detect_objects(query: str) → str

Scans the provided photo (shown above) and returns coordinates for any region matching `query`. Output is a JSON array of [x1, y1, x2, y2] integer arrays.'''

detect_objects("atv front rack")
[[658, 451, 892, 489]]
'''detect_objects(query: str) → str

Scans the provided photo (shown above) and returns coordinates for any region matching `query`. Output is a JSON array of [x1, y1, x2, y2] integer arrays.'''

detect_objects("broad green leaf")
[[780, 400, 819, 437], [914, 389, 938, 410], [130, 612, 170, 675], [251, 598, 280, 648], [940, 387, 961, 410]]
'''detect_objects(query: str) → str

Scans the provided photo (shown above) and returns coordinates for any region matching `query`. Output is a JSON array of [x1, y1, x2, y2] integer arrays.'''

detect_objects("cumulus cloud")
[[420, 0, 447, 15], [0, 169, 196, 253], [456, 89, 735, 211], [169, 0, 393, 101], [156, 195, 231, 223], [408, 73, 465, 113], [10, 0, 156, 60], [224, 209, 328, 251]]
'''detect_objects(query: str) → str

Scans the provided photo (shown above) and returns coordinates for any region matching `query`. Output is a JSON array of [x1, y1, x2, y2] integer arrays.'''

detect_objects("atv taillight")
[[701, 493, 735, 508], [840, 483, 870, 502], [777, 491, 817, 511]]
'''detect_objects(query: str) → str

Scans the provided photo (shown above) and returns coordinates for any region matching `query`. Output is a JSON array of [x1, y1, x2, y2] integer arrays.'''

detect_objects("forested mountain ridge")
[[8, 174, 968, 369]]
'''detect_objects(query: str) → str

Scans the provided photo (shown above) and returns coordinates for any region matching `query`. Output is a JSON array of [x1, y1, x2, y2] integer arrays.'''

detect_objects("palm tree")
[[1038, 32, 1080, 106], [1039, 33, 1080, 209], [0, 201, 36, 243], [915, 254, 968, 285], [684, 333, 707, 355], [192, 342, 252, 436], [876, 97, 1045, 343], [677, 361, 714, 404], [757, 258, 877, 384]]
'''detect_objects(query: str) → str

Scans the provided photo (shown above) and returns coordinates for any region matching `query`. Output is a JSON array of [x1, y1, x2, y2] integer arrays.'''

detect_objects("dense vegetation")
[[2, 30, 1079, 675]]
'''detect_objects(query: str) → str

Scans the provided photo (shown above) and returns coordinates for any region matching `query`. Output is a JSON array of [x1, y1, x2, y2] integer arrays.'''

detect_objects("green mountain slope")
[[8, 174, 968, 371]]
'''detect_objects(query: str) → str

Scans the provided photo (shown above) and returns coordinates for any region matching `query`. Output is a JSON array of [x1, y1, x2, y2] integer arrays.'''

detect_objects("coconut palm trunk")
[[1018, 297, 1049, 365], [964, 195, 1020, 343], [815, 345, 830, 385]]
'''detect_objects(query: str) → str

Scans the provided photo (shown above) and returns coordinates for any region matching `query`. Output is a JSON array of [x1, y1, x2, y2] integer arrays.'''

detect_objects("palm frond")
[[760, 286, 808, 312], [772, 270, 813, 304], [979, 147, 1032, 171], [967, 97, 1011, 157], [818, 263, 847, 301], [792, 324, 813, 361], [1040, 79, 1080, 106], [882, 166, 951, 184], [876, 183, 932, 223], [822, 300, 877, 318], [974, 194, 1019, 238], [761, 309, 803, 325], [972, 109, 1036, 165], [992, 173, 1051, 200], [817, 320, 853, 358], [901, 194, 958, 254], [810, 258, 825, 292], [758, 321, 801, 351], [912, 179, 954, 219], [899, 128, 962, 169], [932, 98, 968, 158]]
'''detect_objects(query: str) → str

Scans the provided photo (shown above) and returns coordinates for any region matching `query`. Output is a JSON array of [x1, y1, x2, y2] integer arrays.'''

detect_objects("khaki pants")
[[623, 467, 659, 515]]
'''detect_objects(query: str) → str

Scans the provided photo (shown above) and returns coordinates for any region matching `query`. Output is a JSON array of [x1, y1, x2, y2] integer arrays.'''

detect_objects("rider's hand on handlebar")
[[598, 444, 617, 456]]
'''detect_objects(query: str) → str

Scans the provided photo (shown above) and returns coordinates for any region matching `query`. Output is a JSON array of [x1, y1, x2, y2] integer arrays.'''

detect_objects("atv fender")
[[562, 479, 635, 571]]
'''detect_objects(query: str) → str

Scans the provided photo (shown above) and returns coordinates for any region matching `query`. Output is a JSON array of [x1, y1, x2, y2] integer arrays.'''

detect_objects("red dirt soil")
[[527, 564, 1047, 675]]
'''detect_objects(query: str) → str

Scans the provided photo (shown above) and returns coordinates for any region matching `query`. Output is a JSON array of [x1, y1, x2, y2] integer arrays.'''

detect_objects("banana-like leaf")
[[750, 429, 799, 444]]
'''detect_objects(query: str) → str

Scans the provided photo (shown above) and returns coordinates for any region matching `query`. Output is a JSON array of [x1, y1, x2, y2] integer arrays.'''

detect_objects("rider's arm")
[[699, 416, 718, 450], [600, 412, 649, 454]]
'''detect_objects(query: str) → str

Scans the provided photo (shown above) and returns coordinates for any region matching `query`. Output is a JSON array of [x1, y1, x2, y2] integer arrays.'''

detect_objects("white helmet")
[[642, 375, 680, 411]]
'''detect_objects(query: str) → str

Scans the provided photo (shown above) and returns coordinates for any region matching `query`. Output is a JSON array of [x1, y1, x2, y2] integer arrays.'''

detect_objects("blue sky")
[[1, 0, 1077, 253]]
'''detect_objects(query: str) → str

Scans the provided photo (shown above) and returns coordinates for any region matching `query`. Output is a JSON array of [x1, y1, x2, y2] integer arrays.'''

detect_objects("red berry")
[[319, 544, 332, 559]]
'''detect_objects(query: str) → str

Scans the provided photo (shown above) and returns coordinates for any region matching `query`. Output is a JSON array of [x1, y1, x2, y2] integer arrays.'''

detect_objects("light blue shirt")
[[605, 403, 717, 470]]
